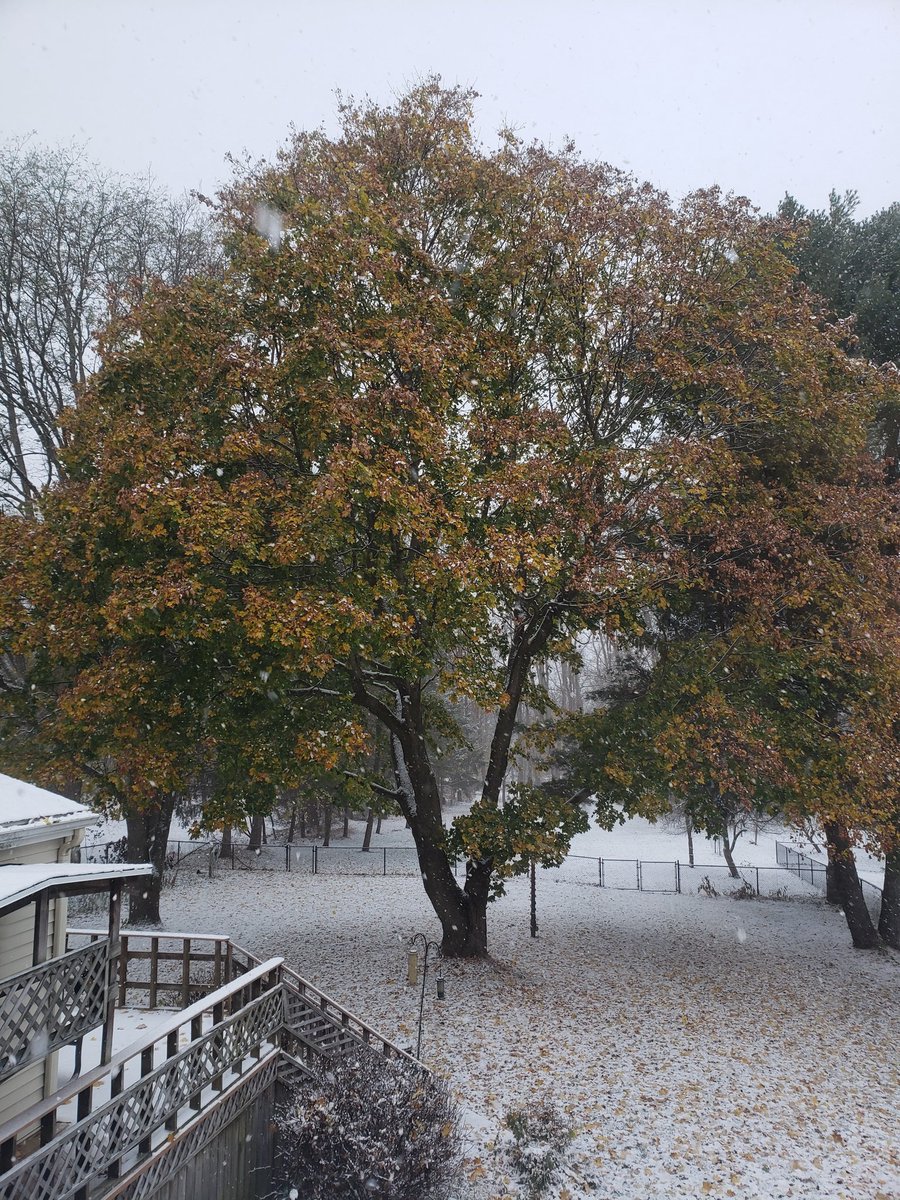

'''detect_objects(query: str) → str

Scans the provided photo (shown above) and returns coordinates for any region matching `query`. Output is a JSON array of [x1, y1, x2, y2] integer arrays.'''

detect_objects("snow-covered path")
[[149, 848, 900, 1200]]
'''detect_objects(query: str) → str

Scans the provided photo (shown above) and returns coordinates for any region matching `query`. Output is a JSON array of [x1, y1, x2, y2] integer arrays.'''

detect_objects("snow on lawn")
[[152, 839, 900, 1200]]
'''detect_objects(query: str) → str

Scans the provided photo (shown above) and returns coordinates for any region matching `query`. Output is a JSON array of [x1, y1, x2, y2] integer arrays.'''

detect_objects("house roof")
[[0, 862, 153, 913], [0, 774, 97, 843]]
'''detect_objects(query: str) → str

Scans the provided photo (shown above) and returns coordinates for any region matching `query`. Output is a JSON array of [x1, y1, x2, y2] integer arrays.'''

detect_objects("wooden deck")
[[0, 930, 417, 1200]]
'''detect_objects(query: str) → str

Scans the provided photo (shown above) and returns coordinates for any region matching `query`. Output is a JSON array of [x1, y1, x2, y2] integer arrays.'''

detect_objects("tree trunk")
[[878, 846, 900, 950], [345, 620, 552, 959], [322, 804, 333, 847], [824, 821, 880, 949], [686, 817, 694, 868], [361, 808, 374, 852], [220, 823, 232, 856], [388, 693, 490, 957], [248, 814, 265, 851], [287, 807, 297, 843], [342, 804, 350, 838], [125, 796, 176, 925], [825, 860, 842, 904], [376, 813, 382, 835], [720, 819, 740, 878]]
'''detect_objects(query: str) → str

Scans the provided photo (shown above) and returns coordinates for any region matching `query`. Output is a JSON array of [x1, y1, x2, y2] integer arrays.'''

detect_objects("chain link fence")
[[208, 840, 841, 899], [76, 834, 884, 912], [775, 841, 883, 919]]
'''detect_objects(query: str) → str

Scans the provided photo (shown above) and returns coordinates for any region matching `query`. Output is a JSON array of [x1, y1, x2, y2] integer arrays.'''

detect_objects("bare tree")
[[0, 138, 219, 513]]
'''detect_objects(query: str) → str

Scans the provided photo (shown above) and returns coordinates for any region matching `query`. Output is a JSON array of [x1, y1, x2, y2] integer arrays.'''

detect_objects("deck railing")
[[0, 958, 283, 1200], [0, 931, 418, 1200], [0, 940, 110, 1084], [67, 929, 233, 1010], [65, 929, 416, 1066]]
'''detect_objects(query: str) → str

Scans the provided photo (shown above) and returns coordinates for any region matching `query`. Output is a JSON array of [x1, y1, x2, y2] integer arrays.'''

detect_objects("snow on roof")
[[0, 862, 153, 912], [0, 773, 96, 839]]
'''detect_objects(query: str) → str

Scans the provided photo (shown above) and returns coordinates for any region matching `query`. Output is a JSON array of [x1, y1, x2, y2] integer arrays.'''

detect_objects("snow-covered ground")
[[110, 813, 900, 1200]]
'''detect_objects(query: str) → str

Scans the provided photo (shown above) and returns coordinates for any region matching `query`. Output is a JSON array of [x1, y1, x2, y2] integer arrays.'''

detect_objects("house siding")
[[0, 832, 82, 1127]]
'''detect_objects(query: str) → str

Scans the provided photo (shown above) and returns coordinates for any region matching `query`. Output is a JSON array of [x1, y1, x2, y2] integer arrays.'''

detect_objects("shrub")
[[274, 1052, 460, 1200], [503, 1099, 574, 1198]]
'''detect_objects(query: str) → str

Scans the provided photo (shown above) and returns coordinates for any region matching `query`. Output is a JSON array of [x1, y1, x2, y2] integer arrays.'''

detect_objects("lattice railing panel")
[[107, 1054, 279, 1200], [0, 940, 108, 1082], [0, 985, 284, 1200]]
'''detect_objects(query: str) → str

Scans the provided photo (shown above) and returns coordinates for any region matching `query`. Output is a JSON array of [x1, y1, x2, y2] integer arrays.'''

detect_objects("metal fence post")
[[676, 861, 681, 894], [313, 844, 318, 875], [636, 860, 642, 891], [383, 847, 387, 876], [755, 866, 760, 895], [598, 857, 603, 888], [285, 843, 290, 872]]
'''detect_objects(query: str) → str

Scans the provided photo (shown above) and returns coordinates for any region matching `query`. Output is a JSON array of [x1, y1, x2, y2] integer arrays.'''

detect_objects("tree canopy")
[[0, 83, 895, 952]]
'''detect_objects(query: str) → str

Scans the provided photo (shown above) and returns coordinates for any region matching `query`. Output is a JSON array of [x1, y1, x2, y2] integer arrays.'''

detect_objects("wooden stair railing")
[[229, 942, 419, 1067]]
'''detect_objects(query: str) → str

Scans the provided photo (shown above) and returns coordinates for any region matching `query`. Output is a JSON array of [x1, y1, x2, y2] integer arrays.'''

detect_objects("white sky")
[[1, 0, 898, 216]]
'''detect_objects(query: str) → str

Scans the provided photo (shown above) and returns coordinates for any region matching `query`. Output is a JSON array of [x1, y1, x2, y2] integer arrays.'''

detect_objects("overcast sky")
[[1, 0, 897, 216]]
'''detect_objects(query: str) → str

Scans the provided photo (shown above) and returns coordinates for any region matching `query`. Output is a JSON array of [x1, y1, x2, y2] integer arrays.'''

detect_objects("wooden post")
[[139, 1046, 154, 1153], [32, 892, 50, 965], [103, 884, 123, 1065], [164, 1030, 179, 1130], [39, 1111, 55, 1147], [211, 1001, 225, 1091], [182, 937, 192, 1007], [189, 1015, 203, 1109], [107, 1066, 124, 1177], [149, 936, 159, 1009], [0, 1137, 16, 1173], [117, 934, 128, 1009]]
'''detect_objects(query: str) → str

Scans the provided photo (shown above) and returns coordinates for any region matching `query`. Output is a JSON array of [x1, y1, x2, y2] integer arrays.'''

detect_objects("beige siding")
[[0, 899, 60, 1126], [0, 1063, 46, 1129], [0, 831, 79, 1126], [0, 835, 70, 867]]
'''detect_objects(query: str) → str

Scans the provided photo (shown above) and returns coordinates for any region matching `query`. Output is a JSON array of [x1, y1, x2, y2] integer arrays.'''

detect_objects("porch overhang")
[[0, 862, 153, 917]]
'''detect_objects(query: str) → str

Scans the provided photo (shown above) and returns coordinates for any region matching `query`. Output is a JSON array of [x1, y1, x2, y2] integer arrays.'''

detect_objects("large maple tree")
[[2, 82, 892, 954]]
